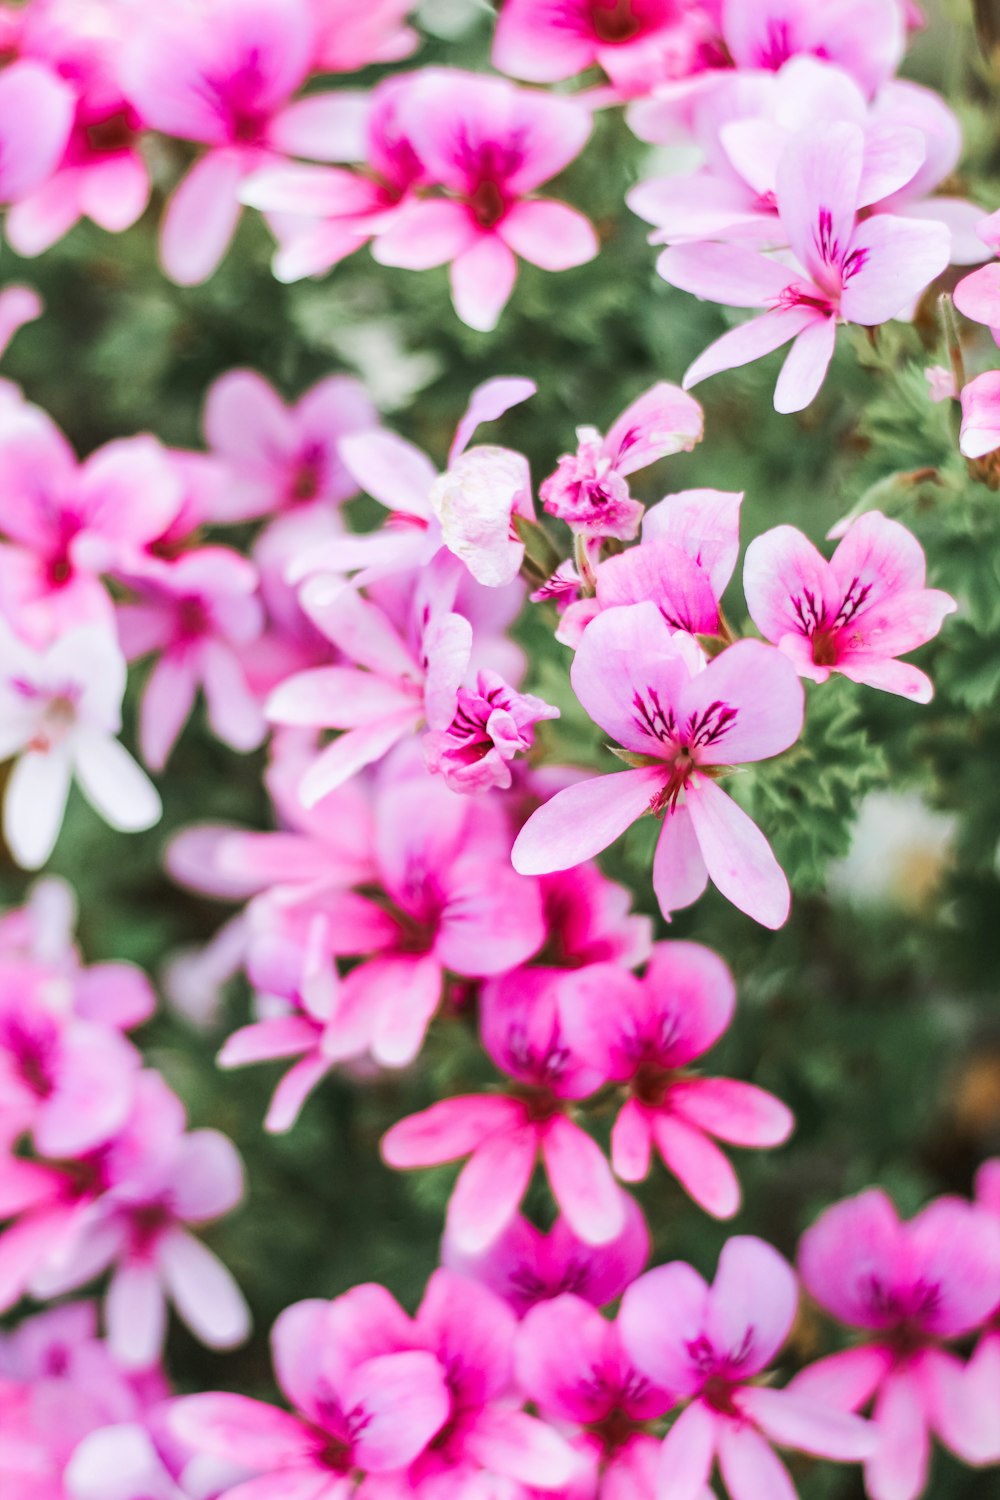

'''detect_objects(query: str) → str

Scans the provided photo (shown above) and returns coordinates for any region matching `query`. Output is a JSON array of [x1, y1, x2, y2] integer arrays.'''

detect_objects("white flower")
[[0, 623, 161, 868]]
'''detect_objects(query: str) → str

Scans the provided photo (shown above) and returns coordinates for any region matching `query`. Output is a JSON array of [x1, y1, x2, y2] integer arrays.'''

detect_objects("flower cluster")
[[0, 877, 249, 1370]]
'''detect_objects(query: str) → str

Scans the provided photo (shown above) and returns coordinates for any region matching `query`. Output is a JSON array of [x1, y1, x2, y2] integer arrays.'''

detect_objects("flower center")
[[590, 0, 643, 43]]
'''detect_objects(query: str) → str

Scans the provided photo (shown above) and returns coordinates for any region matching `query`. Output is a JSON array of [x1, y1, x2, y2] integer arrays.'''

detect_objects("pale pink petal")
[[339, 430, 437, 516], [170, 1129, 245, 1222], [619, 1262, 711, 1396], [839, 214, 950, 326], [266, 667, 415, 728], [918, 1346, 996, 1463], [960, 369, 1000, 458], [369, 953, 443, 1068], [450, 375, 537, 462], [683, 308, 817, 390], [836, 656, 934, 701], [743, 524, 835, 647], [511, 770, 661, 875], [670, 1078, 793, 1148], [906, 1196, 1000, 1337], [678, 639, 804, 764], [867, 1365, 930, 1500], [595, 538, 720, 634], [220, 1017, 319, 1068], [201, 641, 266, 753], [382, 1096, 525, 1168], [268, 92, 369, 161], [5, 177, 82, 257], [570, 598, 691, 750], [963, 1333, 1000, 1463], [446, 1128, 538, 1253], [464, 1407, 576, 1486], [344, 1351, 450, 1470], [170, 1394, 316, 1469], [738, 1386, 874, 1460], [492, 0, 596, 82], [72, 732, 162, 833], [422, 611, 473, 730], [542, 1114, 625, 1246], [954, 262, 1000, 328], [157, 1228, 251, 1350], [450, 238, 519, 333], [652, 1112, 740, 1219], [372, 198, 479, 268], [775, 121, 864, 286], [0, 62, 74, 203], [297, 712, 417, 805], [658, 243, 796, 308], [106, 1261, 167, 1369], [652, 806, 710, 920], [160, 152, 244, 288], [716, 1419, 797, 1500], [266, 1056, 332, 1133], [516, 1294, 615, 1422], [140, 652, 199, 771], [773, 317, 838, 413], [298, 581, 416, 676], [655, 1399, 717, 1500], [686, 778, 790, 929], [604, 382, 705, 474], [79, 152, 151, 233], [706, 1236, 798, 1374], [203, 367, 294, 467], [611, 1101, 654, 1182], [499, 199, 598, 271], [790, 1345, 895, 1411]]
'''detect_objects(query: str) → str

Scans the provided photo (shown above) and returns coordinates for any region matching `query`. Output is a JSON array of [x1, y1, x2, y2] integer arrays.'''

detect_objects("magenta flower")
[[493, 0, 714, 95], [170, 1290, 452, 1495], [540, 382, 704, 542], [400, 1269, 577, 1493], [116, 548, 266, 771], [442, 1191, 651, 1318], [744, 511, 956, 703], [660, 122, 951, 412], [0, 624, 161, 870], [423, 668, 558, 793], [121, 0, 362, 285], [794, 1189, 1000, 1500], [537, 862, 653, 971], [621, 1236, 875, 1500], [0, 407, 182, 644], [290, 375, 536, 590], [201, 368, 378, 523], [0, 59, 75, 207], [266, 558, 475, 802], [308, 0, 417, 71], [559, 941, 793, 1217], [383, 966, 621, 1252], [30, 1071, 249, 1370], [557, 486, 743, 646], [516, 1294, 675, 1498], [719, 0, 904, 97], [513, 602, 804, 928], [372, 70, 598, 331], [958, 370, 1000, 460]]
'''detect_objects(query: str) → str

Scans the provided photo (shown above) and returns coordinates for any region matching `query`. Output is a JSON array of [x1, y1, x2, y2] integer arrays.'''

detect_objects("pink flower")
[[540, 382, 704, 542], [399, 1269, 578, 1493], [30, 1071, 250, 1369], [290, 375, 536, 589], [794, 1188, 1000, 1500], [372, 70, 598, 331], [660, 122, 951, 412], [121, 0, 362, 285], [116, 548, 266, 771], [0, 408, 183, 645], [512, 602, 804, 928], [0, 624, 161, 870], [5, 1, 150, 256], [558, 942, 793, 1217], [965, 1160, 1000, 1468], [924, 365, 956, 403], [424, 669, 558, 793], [493, 0, 716, 95], [383, 966, 621, 1252], [537, 863, 653, 970], [0, 60, 75, 206], [0, 981, 139, 1159], [308, 0, 417, 71], [201, 368, 378, 523], [266, 558, 476, 802], [743, 511, 956, 702], [621, 1236, 874, 1500], [958, 369, 1000, 460], [241, 73, 424, 284], [557, 487, 743, 646], [442, 1190, 651, 1317], [719, 0, 904, 98], [516, 1293, 675, 1497], [170, 1289, 452, 1494]]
